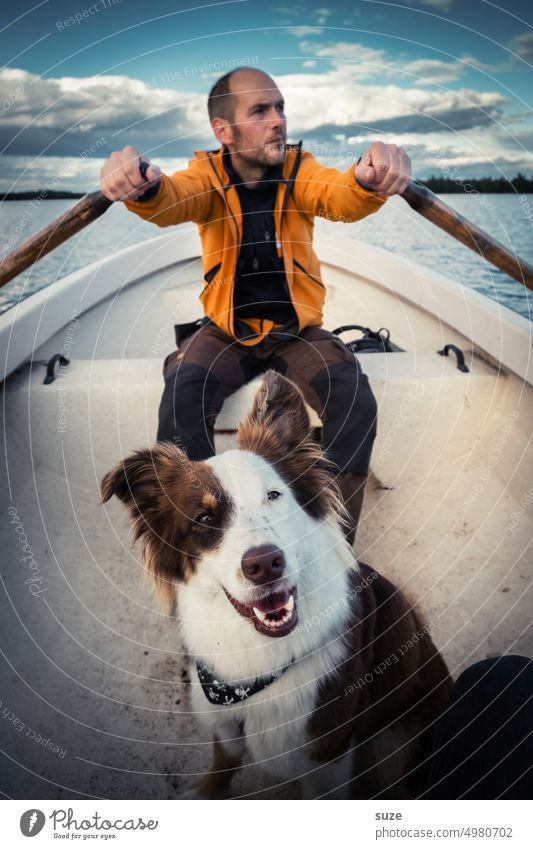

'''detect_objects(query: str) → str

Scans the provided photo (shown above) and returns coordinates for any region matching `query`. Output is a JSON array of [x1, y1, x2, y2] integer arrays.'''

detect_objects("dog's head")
[[100, 371, 345, 638]]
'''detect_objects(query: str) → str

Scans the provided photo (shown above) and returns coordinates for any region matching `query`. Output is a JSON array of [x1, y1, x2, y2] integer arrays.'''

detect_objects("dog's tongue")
[[254, 589, 291, 614]]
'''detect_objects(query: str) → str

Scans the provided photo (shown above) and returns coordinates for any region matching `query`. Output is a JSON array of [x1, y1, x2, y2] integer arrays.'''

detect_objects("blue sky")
[[0, 0, 531, 191]]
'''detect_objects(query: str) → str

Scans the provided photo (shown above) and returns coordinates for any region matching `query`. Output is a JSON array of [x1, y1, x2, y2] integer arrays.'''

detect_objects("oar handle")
[[401, 181, 533, 291], [0, 160, 152, 289]]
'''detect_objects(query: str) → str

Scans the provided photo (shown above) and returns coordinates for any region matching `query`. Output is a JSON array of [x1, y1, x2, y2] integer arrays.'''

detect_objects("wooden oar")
[[401, 181, 533, 291], [0, 160, 149, 288], [1, 177, 532, 291]]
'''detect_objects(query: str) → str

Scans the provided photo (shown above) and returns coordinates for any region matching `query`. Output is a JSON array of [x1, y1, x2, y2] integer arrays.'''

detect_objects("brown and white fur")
[[101, 371, 452, 799]]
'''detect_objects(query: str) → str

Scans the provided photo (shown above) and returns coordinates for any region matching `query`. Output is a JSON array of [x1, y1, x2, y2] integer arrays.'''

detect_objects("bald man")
[[100, 67, 411, 546]]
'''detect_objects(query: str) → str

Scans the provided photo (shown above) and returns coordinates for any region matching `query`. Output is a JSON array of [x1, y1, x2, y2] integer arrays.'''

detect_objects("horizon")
[[3, 171, 533, 199]]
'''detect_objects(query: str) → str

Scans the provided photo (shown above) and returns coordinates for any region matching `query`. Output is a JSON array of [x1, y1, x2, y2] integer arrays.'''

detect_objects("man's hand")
[[100, 145, 162, 201], [354, 142, 411, 196]]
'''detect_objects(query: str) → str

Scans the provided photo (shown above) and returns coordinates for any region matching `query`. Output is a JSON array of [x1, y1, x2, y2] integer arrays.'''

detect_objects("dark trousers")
[[424, 655, 533, 799], [157, 323, 378, 475]]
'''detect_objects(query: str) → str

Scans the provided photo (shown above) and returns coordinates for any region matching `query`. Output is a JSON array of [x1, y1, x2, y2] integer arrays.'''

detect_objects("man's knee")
[[454, 655, 533, 701], [316, 368, 378, 474], [157, 366, 219, 458], [320, 369, 378, 437]]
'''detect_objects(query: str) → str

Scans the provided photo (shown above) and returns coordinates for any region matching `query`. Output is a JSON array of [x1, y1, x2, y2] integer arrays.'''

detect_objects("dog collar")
[[196, 660, 289, 706]]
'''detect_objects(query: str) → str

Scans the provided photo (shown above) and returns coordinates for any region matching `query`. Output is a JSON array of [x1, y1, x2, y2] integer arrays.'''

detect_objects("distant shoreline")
[[1, 190, 85, 201], [1, 174, 532, 200]]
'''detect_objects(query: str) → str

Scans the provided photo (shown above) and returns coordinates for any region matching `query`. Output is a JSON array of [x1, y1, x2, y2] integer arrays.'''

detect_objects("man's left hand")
[[354, 142, 411, 195]]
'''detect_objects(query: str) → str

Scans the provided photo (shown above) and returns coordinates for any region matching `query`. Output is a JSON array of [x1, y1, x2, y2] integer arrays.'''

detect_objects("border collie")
[[101, 371, 452, 799]]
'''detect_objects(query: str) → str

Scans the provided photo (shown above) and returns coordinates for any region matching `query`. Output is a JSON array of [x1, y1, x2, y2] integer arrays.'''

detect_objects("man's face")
[[218, 71, 287, 168]]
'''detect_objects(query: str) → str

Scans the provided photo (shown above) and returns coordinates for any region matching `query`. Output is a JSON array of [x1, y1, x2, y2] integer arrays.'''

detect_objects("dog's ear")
[[101, 445, 184, 521], [100, 443, 191, 611], [238, 370, 311, 452]]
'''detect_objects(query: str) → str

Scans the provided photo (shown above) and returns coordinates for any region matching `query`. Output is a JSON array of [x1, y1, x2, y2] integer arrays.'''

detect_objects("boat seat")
[[215, 349, 501, 486], [9, 349, 501, 489], [214, 350, 485, 429]]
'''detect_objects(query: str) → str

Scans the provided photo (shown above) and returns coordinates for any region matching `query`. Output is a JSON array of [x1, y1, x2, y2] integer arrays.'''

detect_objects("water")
[[1, 194, 532, 320]]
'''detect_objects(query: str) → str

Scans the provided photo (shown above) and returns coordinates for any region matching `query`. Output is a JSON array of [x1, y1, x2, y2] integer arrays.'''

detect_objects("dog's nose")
[[241, 544, 285, 585]]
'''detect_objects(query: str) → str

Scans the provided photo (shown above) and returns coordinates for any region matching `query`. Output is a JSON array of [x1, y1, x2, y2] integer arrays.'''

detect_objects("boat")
[[1, 227, 531, 799]]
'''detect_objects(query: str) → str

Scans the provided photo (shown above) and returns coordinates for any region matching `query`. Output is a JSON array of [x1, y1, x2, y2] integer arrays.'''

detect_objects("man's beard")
[[231, 127, 286, 167]]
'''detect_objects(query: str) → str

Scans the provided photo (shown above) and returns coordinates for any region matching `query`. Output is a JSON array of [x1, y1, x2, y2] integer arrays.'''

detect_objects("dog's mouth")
[[224, 587, 298, 637]]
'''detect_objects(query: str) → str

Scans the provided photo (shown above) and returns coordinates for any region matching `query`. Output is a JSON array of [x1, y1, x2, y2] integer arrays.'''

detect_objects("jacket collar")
[[220, 146, 283, 188], [196, 141, 302, 190]]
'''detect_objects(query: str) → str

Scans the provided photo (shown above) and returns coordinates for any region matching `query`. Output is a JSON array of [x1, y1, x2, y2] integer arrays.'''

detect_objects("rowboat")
[[1, 220, 531, 799]]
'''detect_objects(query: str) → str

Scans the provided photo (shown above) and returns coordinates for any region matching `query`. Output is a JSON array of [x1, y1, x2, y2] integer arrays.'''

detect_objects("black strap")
[[332, 324, 400, 354]]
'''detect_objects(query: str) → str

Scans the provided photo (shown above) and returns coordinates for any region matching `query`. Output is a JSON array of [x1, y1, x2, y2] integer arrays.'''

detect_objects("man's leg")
[[157, 324, 259, 459], [269, 327, 378, 546], [424, 656, 533, 799]]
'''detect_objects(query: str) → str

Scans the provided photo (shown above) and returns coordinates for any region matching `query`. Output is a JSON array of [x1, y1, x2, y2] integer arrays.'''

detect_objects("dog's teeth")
[[252, 594, 295, 629]]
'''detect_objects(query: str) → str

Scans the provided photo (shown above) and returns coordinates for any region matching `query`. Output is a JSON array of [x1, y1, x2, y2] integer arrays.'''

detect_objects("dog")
[[101, 370, 452, 799]]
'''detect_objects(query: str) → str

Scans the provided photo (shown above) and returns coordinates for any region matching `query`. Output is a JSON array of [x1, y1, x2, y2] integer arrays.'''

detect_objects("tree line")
[[1, 174, 532, 201]]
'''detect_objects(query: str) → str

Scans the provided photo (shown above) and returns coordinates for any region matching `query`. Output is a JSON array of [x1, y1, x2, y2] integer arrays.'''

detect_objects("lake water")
[[1, 194, 532, 320]]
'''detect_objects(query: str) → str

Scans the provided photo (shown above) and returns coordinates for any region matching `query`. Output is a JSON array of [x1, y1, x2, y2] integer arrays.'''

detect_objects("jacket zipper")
[[293, 257, 325, 289], [207, 145, 303, 338], [277, 142, 303, 325], [207, 153, 241, 334], [279, 141, 303, 245]]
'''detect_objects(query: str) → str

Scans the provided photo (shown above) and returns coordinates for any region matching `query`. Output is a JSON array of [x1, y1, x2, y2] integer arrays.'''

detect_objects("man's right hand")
[[100, 145, 162, 201]]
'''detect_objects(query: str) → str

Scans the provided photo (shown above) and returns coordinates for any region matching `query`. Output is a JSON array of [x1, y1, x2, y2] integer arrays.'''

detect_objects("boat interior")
[[1, 231, 531, 798]]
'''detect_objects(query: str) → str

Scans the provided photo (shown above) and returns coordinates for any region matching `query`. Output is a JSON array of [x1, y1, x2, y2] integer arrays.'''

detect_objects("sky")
[[0, 0, 531, 192]]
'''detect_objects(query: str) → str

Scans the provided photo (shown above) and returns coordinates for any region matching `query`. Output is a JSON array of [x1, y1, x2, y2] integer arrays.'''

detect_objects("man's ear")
[[211, 116, 233, 147], [238, 370, 311, 453]]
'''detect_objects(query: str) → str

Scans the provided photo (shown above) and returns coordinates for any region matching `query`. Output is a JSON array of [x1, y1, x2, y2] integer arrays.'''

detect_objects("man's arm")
[[100, 145, 212, 226], [295, 141, 411, 221]]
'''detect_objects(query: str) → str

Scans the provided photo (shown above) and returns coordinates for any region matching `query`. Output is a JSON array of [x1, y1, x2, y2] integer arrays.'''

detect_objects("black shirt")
[[222, 151, 297, 326]]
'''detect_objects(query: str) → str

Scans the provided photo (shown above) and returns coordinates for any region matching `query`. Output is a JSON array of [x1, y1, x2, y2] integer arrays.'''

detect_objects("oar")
[[0, 160, 150, 288], [401, 181, 533, 291], [1, 176, 532, 291]]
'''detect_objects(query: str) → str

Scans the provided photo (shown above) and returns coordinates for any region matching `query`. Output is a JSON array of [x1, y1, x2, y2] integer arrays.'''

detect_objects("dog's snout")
[[241, 544, 285, 585]]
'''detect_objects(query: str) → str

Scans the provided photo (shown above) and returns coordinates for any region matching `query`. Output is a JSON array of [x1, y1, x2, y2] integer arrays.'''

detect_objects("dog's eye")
[[267, 490, 282, 501], [195, 511, 212, 525]]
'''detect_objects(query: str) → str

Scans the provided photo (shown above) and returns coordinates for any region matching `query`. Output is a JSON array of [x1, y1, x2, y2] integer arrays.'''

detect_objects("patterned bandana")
[[196, 661, 289, 706]]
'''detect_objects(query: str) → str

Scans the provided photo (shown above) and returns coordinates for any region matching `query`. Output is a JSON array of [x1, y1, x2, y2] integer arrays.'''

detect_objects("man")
[[100, 67, 411, 545]]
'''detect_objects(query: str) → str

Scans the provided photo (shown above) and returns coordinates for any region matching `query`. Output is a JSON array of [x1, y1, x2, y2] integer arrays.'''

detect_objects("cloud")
[[290, 27, 324, 37], [0, 155, 185, 194], [0, 58, 524, 192], [0, 68, 213, 160], [296, 38, 476, 84], [404, 0, 459, 9], [277, 64, 507, 134], [400, 58, 464, 84], [298, 40, 388, 77], [509, 32, 533, 61], [300, 104, 503, 142]]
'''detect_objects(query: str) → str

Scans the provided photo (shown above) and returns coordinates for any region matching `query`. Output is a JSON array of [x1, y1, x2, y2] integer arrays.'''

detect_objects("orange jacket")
[[125, 142, 387, 345]]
